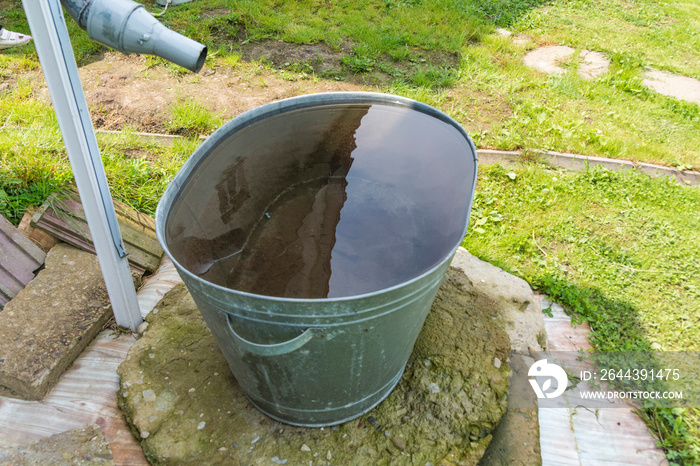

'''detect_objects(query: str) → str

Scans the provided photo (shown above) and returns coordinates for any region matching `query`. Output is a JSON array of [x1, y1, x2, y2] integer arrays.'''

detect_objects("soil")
[[12, 41, 509, 138], [75, 50, 365, 134]]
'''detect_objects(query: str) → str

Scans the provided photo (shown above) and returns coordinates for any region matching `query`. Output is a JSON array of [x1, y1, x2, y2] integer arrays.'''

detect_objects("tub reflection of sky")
[[327, 105, 473, 296]]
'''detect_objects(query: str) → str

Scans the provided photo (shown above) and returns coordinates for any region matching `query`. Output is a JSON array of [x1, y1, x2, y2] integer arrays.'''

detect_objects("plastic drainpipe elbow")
[[61, 0, 207, 73]]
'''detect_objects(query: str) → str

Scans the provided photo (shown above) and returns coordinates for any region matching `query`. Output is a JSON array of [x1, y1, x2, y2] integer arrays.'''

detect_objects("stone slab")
[[523, 46, 609, 80], [523, 45, 576, 76], [0, 327, 148, 465], [579, 50, 610, 80], [0, 243, 141, 400], [117, 265, 512, 465], [643, 68, 700, 105], [451, 249, 545, 466], [538, 296, 669, 465], [0, 424, 114, 465], [451, 247, 547, 352]]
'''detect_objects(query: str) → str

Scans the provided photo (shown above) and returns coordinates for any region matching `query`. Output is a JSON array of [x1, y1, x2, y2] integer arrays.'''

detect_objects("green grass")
[[2, 0, 700, 462], [161, 0, 486, 55], [464, 163, 700, 351], [515, 0, 700, 79], [6, 0, 700, 166], [165, 98, 224, 137], [462, 162, 700, 463], [0, 123, 198, 220], [452, 34, 700, 170], [142, 0, 700, 169]]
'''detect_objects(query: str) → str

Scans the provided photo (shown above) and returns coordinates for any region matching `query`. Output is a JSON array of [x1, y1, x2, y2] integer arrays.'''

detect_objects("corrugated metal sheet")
[[0, 215, 46, 309]]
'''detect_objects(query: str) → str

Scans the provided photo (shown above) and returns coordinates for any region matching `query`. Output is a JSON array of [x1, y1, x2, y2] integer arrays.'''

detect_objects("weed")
[[217, 52, 243, 69], [165, 98, 223, 137], [409, 66, 459, 90], [341, 55, 376, 74], [0, 176, 64, 225]]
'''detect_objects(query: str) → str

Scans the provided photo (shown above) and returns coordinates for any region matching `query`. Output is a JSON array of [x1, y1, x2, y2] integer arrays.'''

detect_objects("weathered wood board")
[[31, 190, 163, 274]]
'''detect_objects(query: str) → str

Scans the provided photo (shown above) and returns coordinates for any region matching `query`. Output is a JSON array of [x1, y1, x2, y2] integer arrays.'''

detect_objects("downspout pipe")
[[61, 0, 207, 72]]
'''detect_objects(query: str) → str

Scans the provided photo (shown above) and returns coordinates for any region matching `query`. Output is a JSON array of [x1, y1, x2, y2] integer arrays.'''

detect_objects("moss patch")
[[117, 267, 510, 465]]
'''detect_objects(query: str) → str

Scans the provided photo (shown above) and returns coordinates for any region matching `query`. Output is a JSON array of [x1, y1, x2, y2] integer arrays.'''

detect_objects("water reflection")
[[165, 104, 473, 298]]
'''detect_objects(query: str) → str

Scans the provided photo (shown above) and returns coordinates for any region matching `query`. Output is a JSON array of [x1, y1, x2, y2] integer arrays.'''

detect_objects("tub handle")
[[225, 314, 322, 356]]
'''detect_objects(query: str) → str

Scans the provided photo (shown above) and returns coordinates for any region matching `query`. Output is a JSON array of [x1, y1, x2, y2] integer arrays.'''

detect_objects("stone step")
[[0, 243, 140, 401]]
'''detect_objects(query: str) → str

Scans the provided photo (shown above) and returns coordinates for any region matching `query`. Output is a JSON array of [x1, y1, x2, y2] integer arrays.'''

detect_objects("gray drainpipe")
[[61, 0, 207, 72]]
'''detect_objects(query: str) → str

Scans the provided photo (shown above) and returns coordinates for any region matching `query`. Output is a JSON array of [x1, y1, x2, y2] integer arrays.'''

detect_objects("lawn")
[[1, 0, 699, 462]]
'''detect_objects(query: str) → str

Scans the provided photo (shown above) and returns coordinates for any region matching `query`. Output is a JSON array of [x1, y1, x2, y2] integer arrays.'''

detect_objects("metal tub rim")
[[155, 91, 478, 307]]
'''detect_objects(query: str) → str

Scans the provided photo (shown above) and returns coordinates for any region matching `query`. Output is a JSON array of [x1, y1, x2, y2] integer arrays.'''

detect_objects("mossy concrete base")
[[118, 266, 511, 465]]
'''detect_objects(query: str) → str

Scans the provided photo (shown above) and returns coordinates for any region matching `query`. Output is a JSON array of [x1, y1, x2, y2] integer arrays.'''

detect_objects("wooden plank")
[[0, 215, 46, 309], [30, 190, 163, 273]]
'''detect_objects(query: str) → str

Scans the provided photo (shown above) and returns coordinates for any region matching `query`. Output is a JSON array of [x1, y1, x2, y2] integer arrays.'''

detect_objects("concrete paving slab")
[[643, 68, 700, 105], [539, 407, 581, 465], [133, 256, 181, 319], [0, 331, 146, 465], [579, 50, 610, 80], [0, 254, 181, 465], [452, 247, 547, 352], [538, 296, 669, 465], [523, 46, 576, 76], [572, 406, 668, 465], [523, 46, 610, 80], [0, 244, 140, 400]]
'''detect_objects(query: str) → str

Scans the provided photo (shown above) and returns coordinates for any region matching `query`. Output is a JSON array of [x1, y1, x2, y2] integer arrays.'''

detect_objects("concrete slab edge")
[[479, 148, 700, 186], [94, 130, 700, 187]]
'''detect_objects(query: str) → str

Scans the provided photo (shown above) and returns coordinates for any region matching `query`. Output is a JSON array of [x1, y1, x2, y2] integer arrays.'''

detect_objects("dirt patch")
[[72, 52, 364, 133], [19, 43, 501, 137], [241, 40, 347, 77]]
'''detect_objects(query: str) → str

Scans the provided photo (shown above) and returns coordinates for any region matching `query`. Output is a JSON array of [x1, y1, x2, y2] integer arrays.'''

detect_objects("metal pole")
[[23, 0, 143, 330]]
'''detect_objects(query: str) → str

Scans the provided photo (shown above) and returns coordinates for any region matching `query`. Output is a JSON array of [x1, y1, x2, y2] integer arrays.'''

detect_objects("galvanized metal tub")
[[155, 92, 478, 426]]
